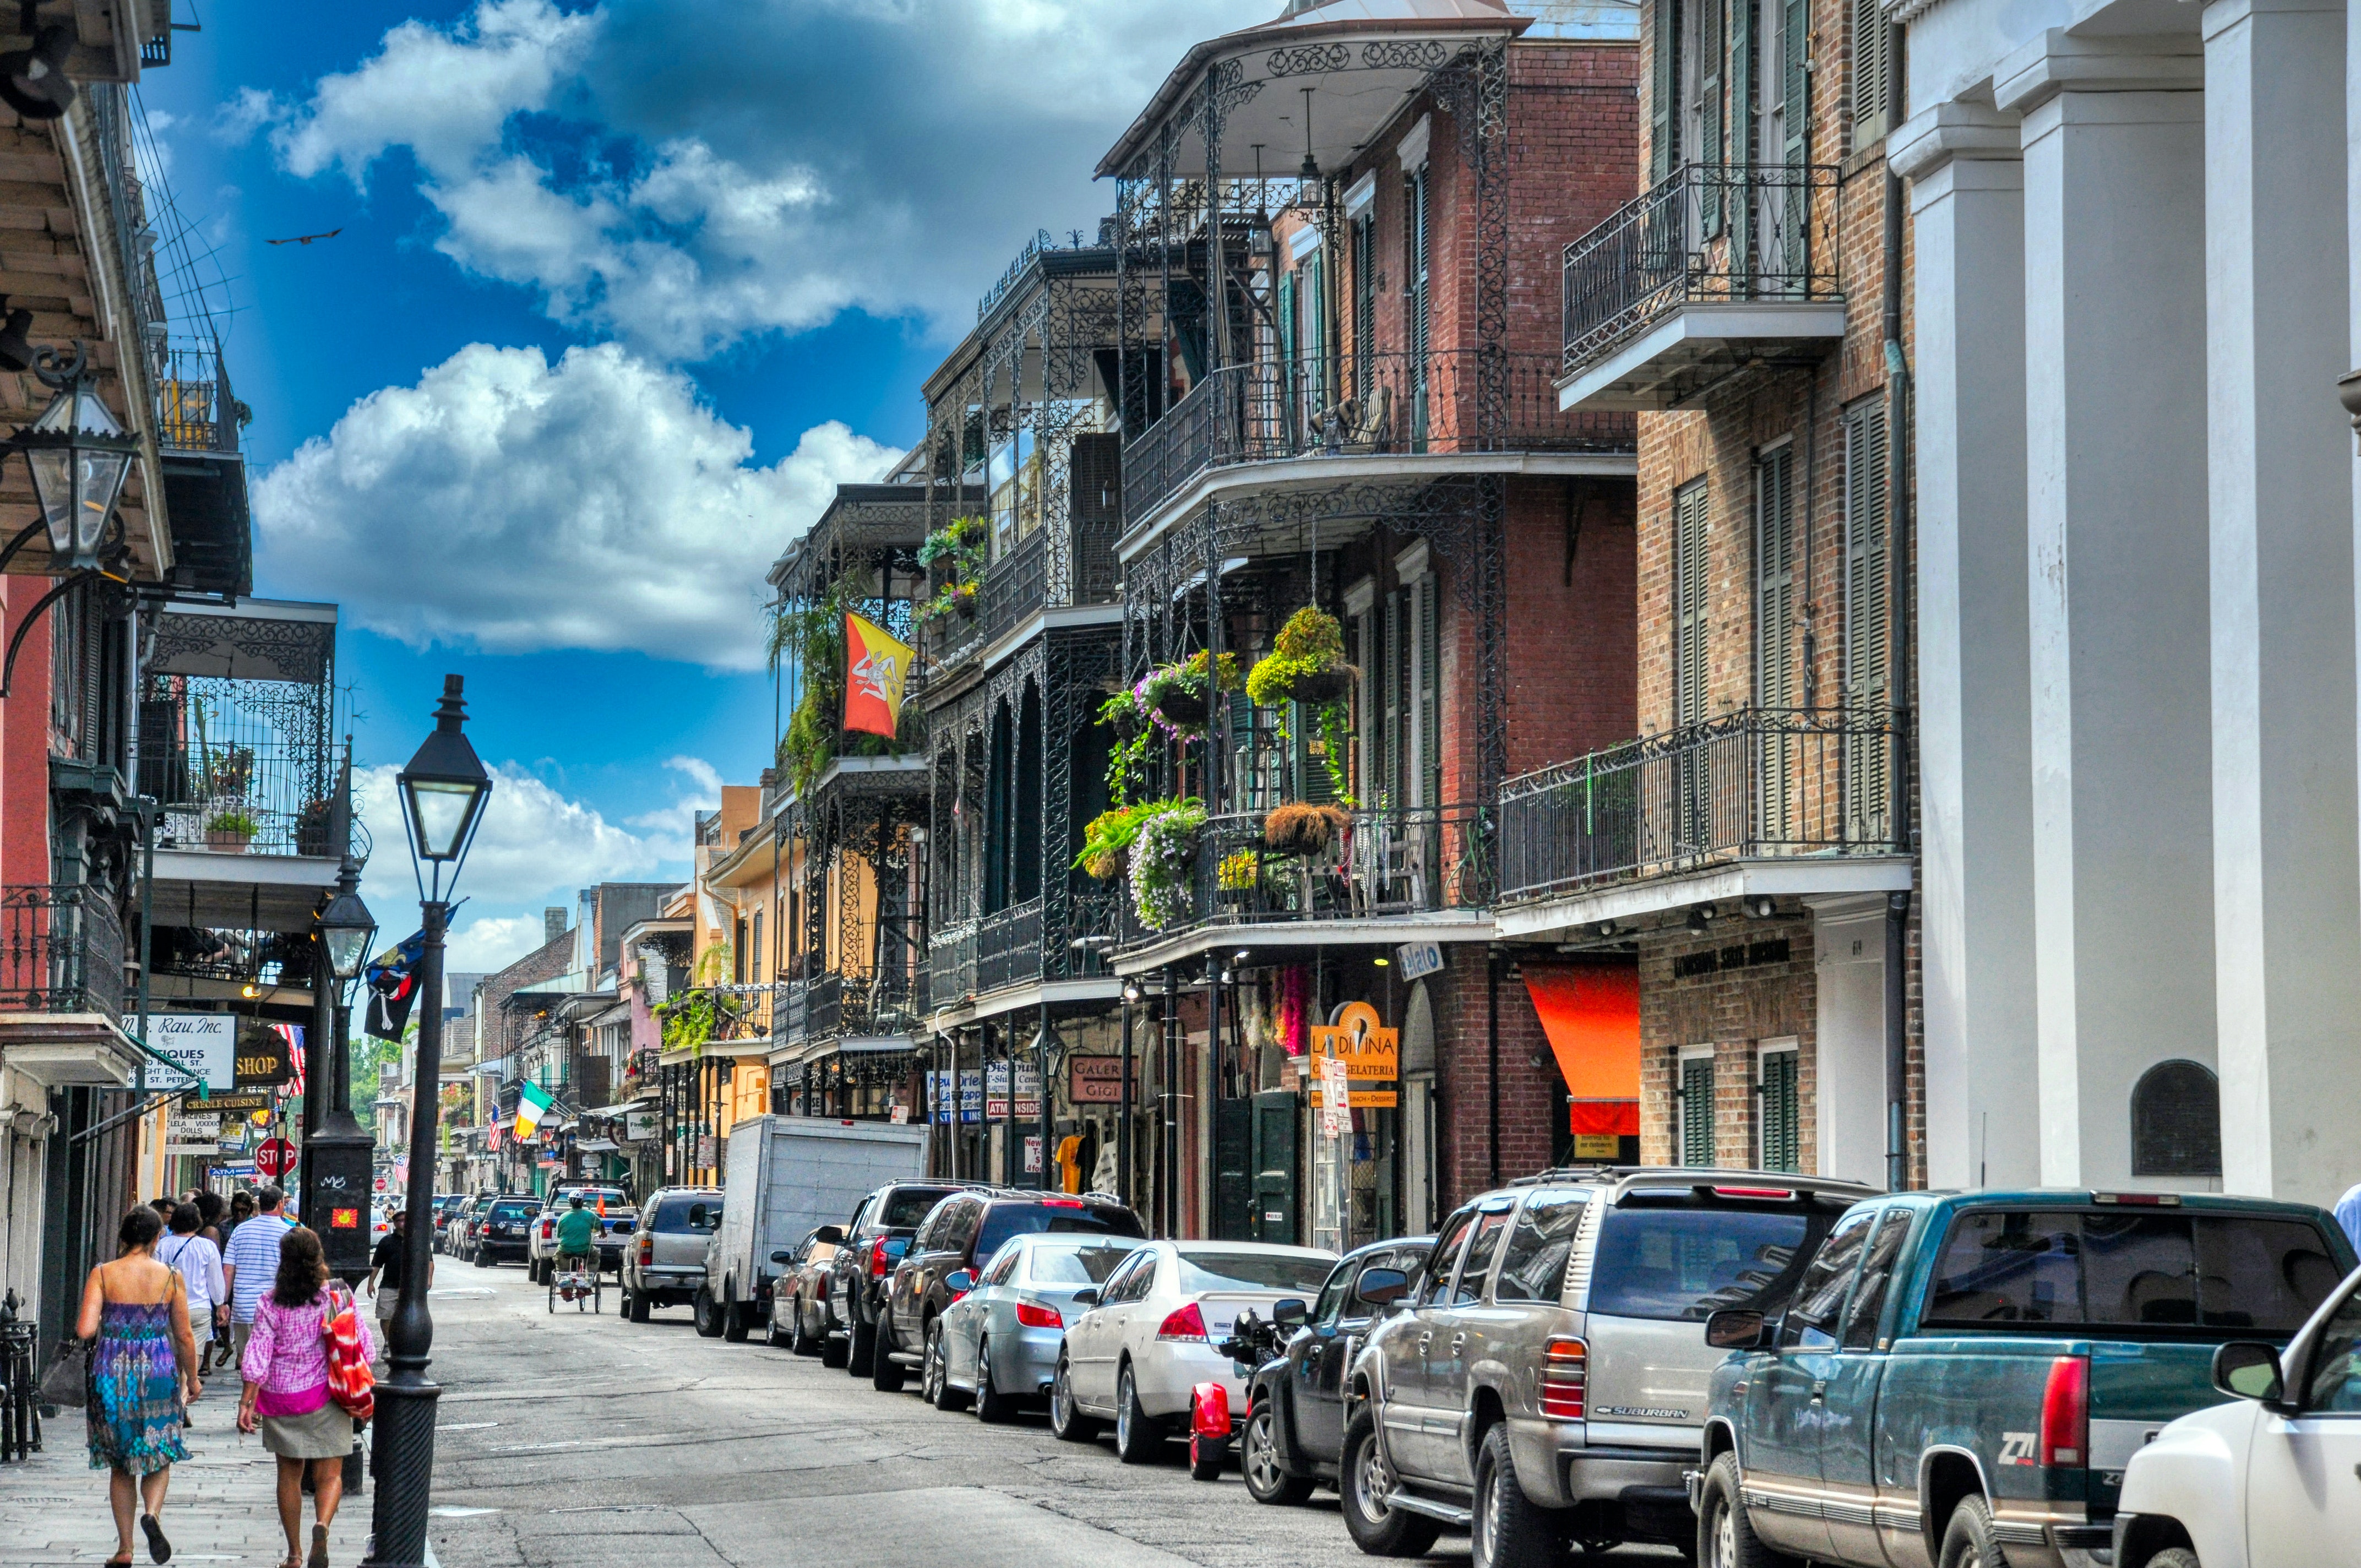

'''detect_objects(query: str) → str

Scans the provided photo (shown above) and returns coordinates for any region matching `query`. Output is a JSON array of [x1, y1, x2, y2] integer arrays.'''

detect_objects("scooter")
[[1188, 1304, 1303, 1482]]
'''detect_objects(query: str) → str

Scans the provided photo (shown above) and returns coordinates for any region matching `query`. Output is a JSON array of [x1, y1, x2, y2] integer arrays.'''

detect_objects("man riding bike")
[[552, 1194, 601, 1281]]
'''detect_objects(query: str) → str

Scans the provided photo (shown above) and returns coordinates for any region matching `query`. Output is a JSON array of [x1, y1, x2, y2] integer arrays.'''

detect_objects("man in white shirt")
[[221, 1185, 294, 1367], [155, 1201, 226, 1392]]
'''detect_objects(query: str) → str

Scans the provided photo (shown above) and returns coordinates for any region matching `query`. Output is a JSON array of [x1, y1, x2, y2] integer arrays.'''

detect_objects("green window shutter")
[[1850, 0, 1889, 149], [1352, 213, 1375, 401], [1651, 0, 1682, 181], [1680, 1055, 1717, 1165], [1728, 0, 1755, 270], [1417, 576, 1440, 809], [1673, 480, 1710, 727], [1843, 400, 1891, 838], [1755, 446, 1797, 709], [1782, 0, 1809, 166], [1305, 247, 1327, 414], [1759, 1052, 1799, 1172], [1406, 167, 1430, 447], [1383, 587, 1404, 807], [1699, 0, 1724, 233]]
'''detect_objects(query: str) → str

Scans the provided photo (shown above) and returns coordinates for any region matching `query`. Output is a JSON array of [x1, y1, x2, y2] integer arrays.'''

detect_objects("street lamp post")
[[305, 753, 378, 1283], [368, 676, 492, 1568]]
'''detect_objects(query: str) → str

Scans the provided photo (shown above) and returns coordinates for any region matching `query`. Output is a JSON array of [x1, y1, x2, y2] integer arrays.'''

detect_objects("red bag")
[[323, 1286, 374, 1421]]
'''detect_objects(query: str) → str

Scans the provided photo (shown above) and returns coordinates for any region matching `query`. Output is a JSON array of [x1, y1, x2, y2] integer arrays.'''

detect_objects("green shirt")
[[554, 1208, 600, 1254]]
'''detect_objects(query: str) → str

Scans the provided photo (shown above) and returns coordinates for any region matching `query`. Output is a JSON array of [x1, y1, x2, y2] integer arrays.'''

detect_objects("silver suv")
[[1344, 1167, 1875, 1566], [619, 1186, 722, 1324]]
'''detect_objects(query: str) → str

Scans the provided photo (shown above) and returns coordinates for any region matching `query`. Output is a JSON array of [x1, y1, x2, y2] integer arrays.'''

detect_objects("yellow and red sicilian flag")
[[844, 612, 915, 739]]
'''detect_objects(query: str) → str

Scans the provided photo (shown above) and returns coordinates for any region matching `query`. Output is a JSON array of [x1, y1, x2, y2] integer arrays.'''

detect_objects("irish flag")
[[844, 612, 914, 739], [514, 1081, 556, 1138]]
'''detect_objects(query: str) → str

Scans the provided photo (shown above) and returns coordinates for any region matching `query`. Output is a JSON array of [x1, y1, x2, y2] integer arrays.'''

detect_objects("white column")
[[1893, 102, 2038, 1191], [2205, 0, 2358, 1206], [1998, 33, 2213, 1188]]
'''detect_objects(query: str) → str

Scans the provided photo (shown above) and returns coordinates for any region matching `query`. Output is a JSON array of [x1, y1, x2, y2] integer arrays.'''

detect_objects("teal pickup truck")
[[1692, 1190, 2355, 1568]]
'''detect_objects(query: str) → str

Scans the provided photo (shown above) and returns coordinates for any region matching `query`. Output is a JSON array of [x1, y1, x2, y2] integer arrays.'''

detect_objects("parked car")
[[619, 1186, 722, 1322], [1049, 1239, 1336, 1462], [1696, 1189, 2355, 1568], [527, 1187, 632, 1283], [771, 1225, 846, 1354], [825, 1180, 978, 1374], [703, 1115, 925, 1343], [443, 1195, 486, 1260], [926, 1231, 1146, 1420], [1233, 1235, 1434, 1506], [1353, 1168, 1877, 1565], [879, 1190, 1148, 1393], [470, 1195, 543, 1267], [430, 1194, 466, 1253], [2114, 1260, 2361, 1568]]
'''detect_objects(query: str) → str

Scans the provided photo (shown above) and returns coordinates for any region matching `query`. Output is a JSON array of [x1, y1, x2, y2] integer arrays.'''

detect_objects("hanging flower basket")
[[1128, 799, 1207, 930], [1140, 650, 1240, 733], [1157, 688, 1209, 726], [1247, 606, 1356, 707], [1290, 665, 1356, 705], [1263, 801, 1351, 858]]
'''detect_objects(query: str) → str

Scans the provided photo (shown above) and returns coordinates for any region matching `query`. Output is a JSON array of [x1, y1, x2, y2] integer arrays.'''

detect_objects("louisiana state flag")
[[844, 612, 914, 738]]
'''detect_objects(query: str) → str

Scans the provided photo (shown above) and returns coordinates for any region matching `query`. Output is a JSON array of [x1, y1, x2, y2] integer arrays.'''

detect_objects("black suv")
[[470, 1194, 544, 1267], [825, 1181, 976, 1375], [876, 1189, 1145, 1392]]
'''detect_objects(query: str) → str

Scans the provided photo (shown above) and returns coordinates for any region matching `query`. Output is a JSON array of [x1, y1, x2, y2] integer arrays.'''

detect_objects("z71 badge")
[[1595, 1406, 1691, 1419], [1999, 1431, 2037, 1466]]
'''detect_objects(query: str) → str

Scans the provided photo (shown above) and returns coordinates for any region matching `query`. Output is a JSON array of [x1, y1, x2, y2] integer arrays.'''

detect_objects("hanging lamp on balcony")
[[14, 344, 138, 573]]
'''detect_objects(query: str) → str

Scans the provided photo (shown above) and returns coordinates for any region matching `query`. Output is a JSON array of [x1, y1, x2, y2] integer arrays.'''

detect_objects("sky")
[[137, 0, 1272, 973]]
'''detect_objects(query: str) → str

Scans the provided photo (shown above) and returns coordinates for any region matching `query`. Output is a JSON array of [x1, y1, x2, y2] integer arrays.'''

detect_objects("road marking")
[[439, 1421, 501, 1431], [429, 1505, 498, 1517]]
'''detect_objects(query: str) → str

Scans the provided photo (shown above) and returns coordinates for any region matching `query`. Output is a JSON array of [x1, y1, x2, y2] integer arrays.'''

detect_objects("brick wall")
[[1428, 946, 1566, 1209], [1636, 917, 1817, 1169]]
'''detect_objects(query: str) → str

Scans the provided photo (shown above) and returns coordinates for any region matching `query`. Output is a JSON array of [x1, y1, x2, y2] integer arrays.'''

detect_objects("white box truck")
[[700, 1114, 926, 1342]]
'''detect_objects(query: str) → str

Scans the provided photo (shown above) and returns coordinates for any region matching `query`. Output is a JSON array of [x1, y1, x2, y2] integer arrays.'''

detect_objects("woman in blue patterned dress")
[[74, 1204, 199, 1566]]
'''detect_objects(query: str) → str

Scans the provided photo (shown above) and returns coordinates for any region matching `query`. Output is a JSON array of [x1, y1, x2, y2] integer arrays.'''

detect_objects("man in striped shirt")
[[221, 1184, 295, 1366]]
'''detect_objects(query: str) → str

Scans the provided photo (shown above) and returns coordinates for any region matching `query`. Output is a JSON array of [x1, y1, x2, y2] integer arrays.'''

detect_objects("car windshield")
[[1176, 1251, 1336, 1293], [975, 1201, 1145, 1259], [1026, 1240, 1144, 1285], [651, 1197, 721, 1233], [881, 1188, 959, 1227], [1924, 1209, 2344, 1333], [1588, 1198, 1834, 1321]]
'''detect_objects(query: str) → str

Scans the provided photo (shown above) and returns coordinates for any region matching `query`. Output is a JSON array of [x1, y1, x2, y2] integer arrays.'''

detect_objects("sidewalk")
[[0, 1398, 373, 1567]]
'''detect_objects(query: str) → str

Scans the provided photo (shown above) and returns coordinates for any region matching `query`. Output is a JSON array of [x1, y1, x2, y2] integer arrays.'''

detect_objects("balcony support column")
[[1891, 103, 2039, 1190], [1997, 35, 2212, 1188], [2203, 0, 2359, 1205]]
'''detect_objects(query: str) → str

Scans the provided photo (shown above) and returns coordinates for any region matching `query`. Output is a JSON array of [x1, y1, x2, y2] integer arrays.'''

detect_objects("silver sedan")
[[923, 1232, 1145, 1422]]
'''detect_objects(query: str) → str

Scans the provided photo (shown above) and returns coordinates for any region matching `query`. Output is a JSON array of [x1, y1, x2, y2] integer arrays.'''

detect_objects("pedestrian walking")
[[222, 1186, 294, 1371], [154, 1205, 225, 1408], [75, 1204, 199, 1567], [237, 1227, 371, 1568], [365, 1209, 426, 1371], [190, 1193, 232, 1373], [222, 1190, 255, 1246]]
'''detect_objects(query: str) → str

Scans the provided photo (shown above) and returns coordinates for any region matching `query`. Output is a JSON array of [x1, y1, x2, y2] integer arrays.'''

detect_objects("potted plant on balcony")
[[205, 809, 259, 852], [1142, 649, 1241, 729], [1246, 606, 1355, 707], [199, 743, 254, 802], [1075, 799, 1163, 880], [1127, 798, 1206, 930], [1263, 801, 1351, 858], [915, 516, 987, 624]]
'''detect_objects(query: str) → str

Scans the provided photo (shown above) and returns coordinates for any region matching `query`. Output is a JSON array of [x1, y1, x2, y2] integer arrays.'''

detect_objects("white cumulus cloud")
[[252, 341, 896, 667]]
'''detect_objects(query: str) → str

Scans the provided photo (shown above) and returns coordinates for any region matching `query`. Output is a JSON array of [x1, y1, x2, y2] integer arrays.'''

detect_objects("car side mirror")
[[1705, 1309, 1772, 1351], [1354, 1267, 1411, 1309], [946, 1270, 976, 1295], [884, 1237, 911, 1261], [2212, 1341, 2286, 1404], [814, 1225, 845, 1246], [769, 1249, 795, 1265], [1072, 1287, 1100, 1307], [1271, 1298, 1309, 1327]]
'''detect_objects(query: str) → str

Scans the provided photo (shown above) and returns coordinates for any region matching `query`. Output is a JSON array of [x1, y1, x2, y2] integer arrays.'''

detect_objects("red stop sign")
[[254, 1137, 297, 1179]]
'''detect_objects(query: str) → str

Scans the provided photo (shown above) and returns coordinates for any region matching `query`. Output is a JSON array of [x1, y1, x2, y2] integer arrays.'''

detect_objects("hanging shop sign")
[[1395, 941, 1446, 981], [984, 1062, 1042, 1120], [167, 1112, 220, 1144], [932, 1069, 984, 1124], [1068, 1057, 1124, 1104], [193, 1091, 271, 1117], [149, 1014, 235, 1092], [624, 1110, 658, 1141], [235, 1026, 295, 1087], [1307, 1001, 1399, 1108]]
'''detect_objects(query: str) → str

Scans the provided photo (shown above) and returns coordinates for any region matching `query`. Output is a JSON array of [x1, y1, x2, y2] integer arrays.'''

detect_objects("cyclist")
[[551, 1194, 600, 1287]]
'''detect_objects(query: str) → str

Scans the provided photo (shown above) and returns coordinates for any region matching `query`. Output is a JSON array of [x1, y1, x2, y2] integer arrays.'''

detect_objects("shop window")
[[2131, 1059, 2222, 1178]]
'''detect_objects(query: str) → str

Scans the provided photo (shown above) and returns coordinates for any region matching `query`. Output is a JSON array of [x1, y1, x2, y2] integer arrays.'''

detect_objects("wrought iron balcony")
[[1559, 162, 1845, 410], [926, 886, 1120, 1009], [1124, 348, 1633, 529], [0, 885, 125, 1020], [1495, 707, 1906, 904]]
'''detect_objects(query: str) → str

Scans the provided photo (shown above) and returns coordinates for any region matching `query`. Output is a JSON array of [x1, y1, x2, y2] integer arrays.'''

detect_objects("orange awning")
[[1523, 961, 1640, 1134]]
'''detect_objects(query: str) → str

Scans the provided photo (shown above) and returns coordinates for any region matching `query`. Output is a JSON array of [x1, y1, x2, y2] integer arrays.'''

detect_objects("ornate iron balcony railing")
[[1560, 162, 1843, 372], [1496, 706, 1905, 904], [0, 885, 125, 1020]]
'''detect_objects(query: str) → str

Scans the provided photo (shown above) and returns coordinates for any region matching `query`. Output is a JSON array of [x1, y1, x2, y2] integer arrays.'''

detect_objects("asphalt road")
[[418, 1261, 1681, 1568]]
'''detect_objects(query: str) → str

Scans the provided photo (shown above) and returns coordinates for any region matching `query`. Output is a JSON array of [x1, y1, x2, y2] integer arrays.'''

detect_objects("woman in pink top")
[[237, 1228, 371, 1568]]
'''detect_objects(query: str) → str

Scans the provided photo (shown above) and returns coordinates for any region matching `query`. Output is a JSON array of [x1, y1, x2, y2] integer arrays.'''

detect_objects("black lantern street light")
[[302, 753, 378, 1281], [368, 676, 492, 1568], [0, 343, 143, 699]]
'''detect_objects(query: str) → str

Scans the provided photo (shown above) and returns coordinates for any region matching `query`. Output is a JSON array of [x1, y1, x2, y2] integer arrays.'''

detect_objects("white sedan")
[[1049, 1239, 1335, 1464], [2115, 1260, 2361, 1568]]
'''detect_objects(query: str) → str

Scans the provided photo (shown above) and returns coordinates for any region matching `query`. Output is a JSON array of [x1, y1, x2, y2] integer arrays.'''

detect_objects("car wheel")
[[473, 1249, 490, 1268], [788, 1300, 818, 1357], [765, 1299, 793, 1349], [692, 1286, 725, 1338], [847, 1316, 877, 1376], [722, 1293, 752, 1343], [927, 1320, 969, 1412], [871, 1309, 907, 1392], [625, 1287, 650, 1325], [1049, 1357, 1098, 1442], [1473, 1423, 1570, 1568], [2143, 1553, 2200, 1568], [1340, 1410, 1442, 1558], [1697, 1452, 1795, 1568], [1242, 1399, 1314, 1506], [974, 1337, 1020, 1424], [1189, 1429, 1225, 1482], [1114, 1362, 1164, 1464], [821, 1326, 849, 1369], [1937, 1495, 2010, 1568]]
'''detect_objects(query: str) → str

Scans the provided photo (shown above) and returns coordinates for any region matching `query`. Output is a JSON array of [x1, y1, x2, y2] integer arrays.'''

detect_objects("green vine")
[[772, 573, 922, 797], [913, 516, 987, 625]]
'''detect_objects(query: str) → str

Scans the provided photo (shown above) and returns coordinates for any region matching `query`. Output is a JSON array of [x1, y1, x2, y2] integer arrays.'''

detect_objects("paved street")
[[3, 1263, 1688, 1566]]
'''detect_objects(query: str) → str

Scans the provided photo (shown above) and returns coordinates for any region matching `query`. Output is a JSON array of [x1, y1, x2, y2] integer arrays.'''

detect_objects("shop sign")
[[984, 1062, 1041, 1120], [624, 1110, 657, 1141], [235, 1027, 293, 1087], [167, 1112, 219, 1143], [1024, 1135, 1042, 1173], [149, 1014, 235, 1092], [192, 1091, 271, 1117], [1318, 1057, 1351, 1138], [1307, 1001, 1400, 1107], [1068, 1057, 1124, 1103], [1395, 941, 1445, 981], [1571, 1133, 1622, 1159]]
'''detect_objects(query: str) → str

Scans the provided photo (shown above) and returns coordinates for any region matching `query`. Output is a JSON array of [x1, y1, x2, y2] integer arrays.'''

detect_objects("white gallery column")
[[2205, 0, 2358, 1206], [1997, 33, 2214, 1187], [1892, 102, 2039, 1191]]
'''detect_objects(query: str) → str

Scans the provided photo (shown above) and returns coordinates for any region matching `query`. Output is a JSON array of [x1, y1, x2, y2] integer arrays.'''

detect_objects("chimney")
[[545, 907, 568, 947]]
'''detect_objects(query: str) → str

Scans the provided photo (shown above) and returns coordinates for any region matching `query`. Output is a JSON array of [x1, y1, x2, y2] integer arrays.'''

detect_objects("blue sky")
[[137, 0, 1268, 971]]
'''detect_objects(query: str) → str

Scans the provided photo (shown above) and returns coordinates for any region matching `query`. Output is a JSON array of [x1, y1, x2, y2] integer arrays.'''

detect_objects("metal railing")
[[927, 887, 1120, 1004], [1495, 706, 1906, 903], [139, 740, 340, 858], [155, 341, 241, 455], [976, 900, 1044, 994], [1127, 803, 1493, 939], [1562, 161, 1842, 372], [979, 529, 1048, 649], [1124, 347, 1634, 526], [0, 885, 124, 1020]]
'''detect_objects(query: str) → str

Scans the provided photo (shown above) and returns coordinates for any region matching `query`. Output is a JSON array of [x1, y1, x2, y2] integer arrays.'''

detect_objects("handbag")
[[322, 1286, 374, 1422], [35, 1338, 89, 1406]]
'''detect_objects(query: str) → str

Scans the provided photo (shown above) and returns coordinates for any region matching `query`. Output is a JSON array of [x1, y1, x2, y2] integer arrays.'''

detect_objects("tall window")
[[1842, 400, 1890, 835], [1759, 1042, 1799, 1173], [1672, 479, 1711, 728], [1352, 209, 1377, 400], [1403, 163, 1430, 447], [1754, 444, 1798, 710], [1678, 1048, 1717, 1164], [1649, 0, 1683, 180]]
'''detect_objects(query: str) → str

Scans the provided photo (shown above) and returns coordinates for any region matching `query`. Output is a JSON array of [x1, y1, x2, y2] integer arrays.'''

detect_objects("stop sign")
[[254, 1137, 297, 1179]]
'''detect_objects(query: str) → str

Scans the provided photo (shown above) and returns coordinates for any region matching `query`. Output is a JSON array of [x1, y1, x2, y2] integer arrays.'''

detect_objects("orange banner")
[[1522, 960, 1640, 1102]]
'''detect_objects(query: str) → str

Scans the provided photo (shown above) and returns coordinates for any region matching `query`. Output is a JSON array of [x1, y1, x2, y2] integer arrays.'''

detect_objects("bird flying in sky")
[[265, 228, 342, 246]]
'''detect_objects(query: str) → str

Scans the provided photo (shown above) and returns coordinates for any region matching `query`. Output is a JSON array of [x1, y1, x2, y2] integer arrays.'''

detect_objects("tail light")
[[869, 1237, 893, 1278], [1014, 1299, 1063, 1329], [1157, 1302, 1208, 1342], [2039, 1355, 2088, 1468], [1540, 1336, 1587, 1421], [637, 1235, 652, 1266]]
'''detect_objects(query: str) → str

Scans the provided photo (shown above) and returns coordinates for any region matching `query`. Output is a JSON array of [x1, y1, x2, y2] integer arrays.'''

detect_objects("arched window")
[[2130, 1059, 2222, 1178]]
